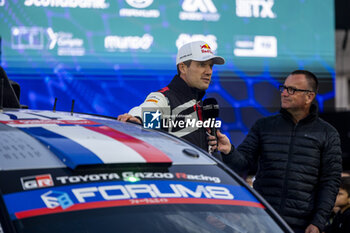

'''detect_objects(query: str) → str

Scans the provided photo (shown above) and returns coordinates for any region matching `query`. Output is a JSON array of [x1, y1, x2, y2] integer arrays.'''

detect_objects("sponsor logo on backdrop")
[[11, 26, 85, 56], [11, 27, 45, 50], [176, 33, 218, 51], [236, 0, 276, 18], [119, 0, 159, 18], [179, 0, 220, 21], [24, 0, 109, 9], [21, 174, 54, 190], [0, 0, 5, 7], [126, 0, 153, 8], [105, 33, 153, 51], [233, 35, 277, 57], [47, 28, 85, 56]]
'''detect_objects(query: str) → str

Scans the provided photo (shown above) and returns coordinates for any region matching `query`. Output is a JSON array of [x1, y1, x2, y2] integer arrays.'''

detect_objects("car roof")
[[0, 109, 216, 171]]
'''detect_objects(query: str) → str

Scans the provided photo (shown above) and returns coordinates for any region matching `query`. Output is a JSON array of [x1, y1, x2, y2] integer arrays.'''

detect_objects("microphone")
[[203, 98, 219, 119], [202, 98, 219, 153]]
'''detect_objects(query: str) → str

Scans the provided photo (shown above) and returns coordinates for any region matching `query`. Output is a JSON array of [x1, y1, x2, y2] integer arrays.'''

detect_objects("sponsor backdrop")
[[0, 0, 335, 144]]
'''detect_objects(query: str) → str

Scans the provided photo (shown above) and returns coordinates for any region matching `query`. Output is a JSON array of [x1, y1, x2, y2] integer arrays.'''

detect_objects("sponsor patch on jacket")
[[146, 99, 158, 103], [147, 94, 162, 101]]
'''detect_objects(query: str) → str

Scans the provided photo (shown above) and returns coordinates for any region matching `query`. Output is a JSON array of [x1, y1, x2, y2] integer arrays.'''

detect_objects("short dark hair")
[[291, 70, 319, 93], [177, 60, 192, 75], [340, 177, 350, 195]]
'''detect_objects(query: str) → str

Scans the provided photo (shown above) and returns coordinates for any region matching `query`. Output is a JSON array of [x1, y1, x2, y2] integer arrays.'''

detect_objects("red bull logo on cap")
[[200, 43, 213, 54]]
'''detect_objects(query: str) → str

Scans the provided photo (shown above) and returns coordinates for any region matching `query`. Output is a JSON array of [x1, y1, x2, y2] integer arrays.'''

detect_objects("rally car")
[[0, 68, 293, 233]]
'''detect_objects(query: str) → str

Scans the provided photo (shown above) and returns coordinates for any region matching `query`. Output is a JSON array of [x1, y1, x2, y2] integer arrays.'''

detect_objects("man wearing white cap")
[[118, 40, 225, 151]]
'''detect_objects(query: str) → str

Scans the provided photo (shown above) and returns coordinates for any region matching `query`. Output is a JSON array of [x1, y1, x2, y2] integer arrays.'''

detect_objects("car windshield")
[[13, 204, 284, 233]]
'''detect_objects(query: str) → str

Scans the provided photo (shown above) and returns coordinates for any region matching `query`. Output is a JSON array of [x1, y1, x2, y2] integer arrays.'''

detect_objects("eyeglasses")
[[279, 85, 313, 95]]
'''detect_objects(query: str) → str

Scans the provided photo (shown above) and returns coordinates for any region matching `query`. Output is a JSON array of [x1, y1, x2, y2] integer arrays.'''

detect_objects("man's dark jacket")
[[129, 75, 208, 151], [223, 105, 342, 231]]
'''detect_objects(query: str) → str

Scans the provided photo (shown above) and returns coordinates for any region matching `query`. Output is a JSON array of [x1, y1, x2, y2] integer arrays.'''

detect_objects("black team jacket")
[[129, 75, 208, 151]]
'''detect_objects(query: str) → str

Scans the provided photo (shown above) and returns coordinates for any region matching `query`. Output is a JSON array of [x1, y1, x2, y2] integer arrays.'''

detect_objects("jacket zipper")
[[279, 123, 297, 214]]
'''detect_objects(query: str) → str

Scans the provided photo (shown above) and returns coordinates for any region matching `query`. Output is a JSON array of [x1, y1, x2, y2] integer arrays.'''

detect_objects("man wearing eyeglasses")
[[209, 70, 342, 233]]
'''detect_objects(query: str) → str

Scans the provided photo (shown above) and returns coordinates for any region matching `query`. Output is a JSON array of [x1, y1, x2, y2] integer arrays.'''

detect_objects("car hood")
[[0, 109, 215, 170]]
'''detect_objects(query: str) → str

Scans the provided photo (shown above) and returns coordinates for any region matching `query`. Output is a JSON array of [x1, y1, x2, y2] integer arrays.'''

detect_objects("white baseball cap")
[[176, 41, 225, 65]]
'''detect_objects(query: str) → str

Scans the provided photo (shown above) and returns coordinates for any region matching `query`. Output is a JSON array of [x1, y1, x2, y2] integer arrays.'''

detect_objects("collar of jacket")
[[280, 104, 318, 124], [168, 75, 206, 101]]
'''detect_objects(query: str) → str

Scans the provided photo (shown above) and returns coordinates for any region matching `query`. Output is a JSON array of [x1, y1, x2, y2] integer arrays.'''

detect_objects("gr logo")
[[143, 110, 161, 129], [21, 174, 54, 190]]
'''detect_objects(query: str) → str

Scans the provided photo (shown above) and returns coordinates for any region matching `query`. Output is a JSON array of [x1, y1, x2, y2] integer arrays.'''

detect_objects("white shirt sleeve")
[[128, 92, 171, 121]]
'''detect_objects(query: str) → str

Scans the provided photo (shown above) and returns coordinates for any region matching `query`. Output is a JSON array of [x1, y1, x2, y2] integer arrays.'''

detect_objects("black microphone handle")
[[210, 124, 223, 161], [211, 123, 218, 152]]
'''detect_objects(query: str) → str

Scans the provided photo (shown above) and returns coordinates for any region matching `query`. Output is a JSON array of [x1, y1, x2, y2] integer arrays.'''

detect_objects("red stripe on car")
[[85, 126, 172, 163]]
